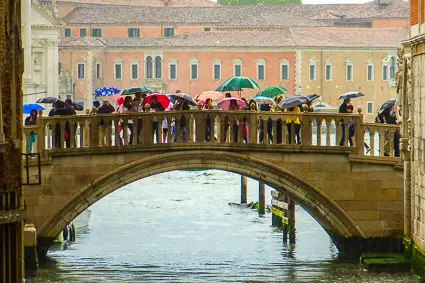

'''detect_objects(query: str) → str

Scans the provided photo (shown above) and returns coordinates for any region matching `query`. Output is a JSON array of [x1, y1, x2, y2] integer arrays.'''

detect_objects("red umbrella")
[[142, 94, 170, 110]]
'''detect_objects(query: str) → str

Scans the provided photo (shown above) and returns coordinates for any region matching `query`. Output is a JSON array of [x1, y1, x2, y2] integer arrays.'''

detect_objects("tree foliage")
[[218, 0, 301, 5]]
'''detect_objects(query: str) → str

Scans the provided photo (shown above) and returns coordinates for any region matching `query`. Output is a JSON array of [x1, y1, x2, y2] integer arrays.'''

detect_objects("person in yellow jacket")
[[285, 106, 301, 144]]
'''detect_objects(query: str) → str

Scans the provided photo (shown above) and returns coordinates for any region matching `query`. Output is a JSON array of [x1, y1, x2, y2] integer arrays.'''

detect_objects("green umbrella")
[[216, 77, 260, 92], [255, 86, 287, 98], [121, 87, 156, 95]]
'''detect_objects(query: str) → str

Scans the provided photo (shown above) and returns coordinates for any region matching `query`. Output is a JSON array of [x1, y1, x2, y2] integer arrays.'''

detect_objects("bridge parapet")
[[22, 111, 401, 159]]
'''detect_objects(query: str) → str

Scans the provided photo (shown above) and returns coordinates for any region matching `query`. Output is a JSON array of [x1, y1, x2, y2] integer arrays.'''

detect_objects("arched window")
[[145, 56, 153, 79], [155, 56, 162, 79]]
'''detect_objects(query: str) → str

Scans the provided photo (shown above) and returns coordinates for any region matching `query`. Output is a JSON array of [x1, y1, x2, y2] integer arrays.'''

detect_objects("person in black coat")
[[338, 99, 350, 146], [49, 100, 75, 148]]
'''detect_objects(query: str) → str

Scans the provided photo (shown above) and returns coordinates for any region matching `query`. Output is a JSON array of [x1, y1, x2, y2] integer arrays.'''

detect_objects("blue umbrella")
[[23, 104, 45, 114], [93, 86, 121, 98], [278, 96, 307, 109], [337, 91, 365, 100], [378, 98, 397, 112]]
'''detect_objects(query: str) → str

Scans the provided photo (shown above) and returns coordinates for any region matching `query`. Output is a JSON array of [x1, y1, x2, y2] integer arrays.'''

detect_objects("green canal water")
[[28, 170, 420, 282]]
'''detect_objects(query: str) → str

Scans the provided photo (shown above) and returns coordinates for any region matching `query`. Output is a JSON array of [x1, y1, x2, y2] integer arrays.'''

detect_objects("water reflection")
[[28, 170, 420, 283]]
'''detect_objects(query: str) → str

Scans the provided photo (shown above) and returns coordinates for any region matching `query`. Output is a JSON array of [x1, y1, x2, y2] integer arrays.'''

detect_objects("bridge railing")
[[21, 111, 400, 159]]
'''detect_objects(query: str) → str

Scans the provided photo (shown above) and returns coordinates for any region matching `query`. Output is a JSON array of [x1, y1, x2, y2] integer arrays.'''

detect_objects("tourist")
[[204, 98, 213, 110], [241, 98, 249, 110], [162, 116, 168, 143], [382, 106, 399, 157], [338, 99, 350, 146], [267, 117, 273, 143], [180, 114, 187, 142], [98, 100, 115, 146], [196, 101, 203, 110], [285, 106, 301, 145], [229, 99, 239, 111], [347, 104, 355, 147], [258, 115, 264, 143], [248, 99, 258, 111], [119, 96, 134, 145], [49, 100, 74, 148], [133, 93, 146, 144], [171, 117, 177, 143], [242, 116, 248, 143], [276, 118, 283, 144], [24, 109, 38, 154], [225, 92, 231, 98], [150, 96, 164, 144]]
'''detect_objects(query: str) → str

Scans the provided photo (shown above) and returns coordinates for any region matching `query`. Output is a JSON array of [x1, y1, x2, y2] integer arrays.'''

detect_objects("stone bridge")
[[22, 111, 403, 257]]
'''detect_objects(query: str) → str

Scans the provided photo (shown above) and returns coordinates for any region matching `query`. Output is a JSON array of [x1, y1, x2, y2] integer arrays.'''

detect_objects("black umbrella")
[[378, 99, 397, 112], [305, 94, 320, 102], [168, 93, 197, 106], [72, 102, 84, 111], [337, 91, 365, 100], [36, 97, 58, 104], [278, 96, 307, 109]]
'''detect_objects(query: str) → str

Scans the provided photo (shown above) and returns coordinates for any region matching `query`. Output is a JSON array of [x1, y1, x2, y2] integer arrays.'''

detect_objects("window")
[[234, 65, 241, 76], [281, 63, 289, 81], [309, 64, 316, 81], [128, 28, 140, 38], [257, 65, 265, 81], [145, 56, 153, 79], [154, 56, 162, 79], [77, 63, 84, 79], [91, 28, 102, 37], [204, 27, 211, 32], [58, 62, 61, 75], [131, 63, 139, 80], [346, 64, 353, 81], [65, 28, 71, 38], [232, 59, 242, 77], [213, 64, 221, 80], [382, 65, 389, 81], [164, 28, 174, 37], [114, 63, 122, 80], [169, 63, 177, 80], [96, 62, 102, 79], [189, 58, 199, 80], [367, 101, 374, 114], [80, 28, 86, 37], [325, 62, 332, 81], [367, 64, 374, 81]]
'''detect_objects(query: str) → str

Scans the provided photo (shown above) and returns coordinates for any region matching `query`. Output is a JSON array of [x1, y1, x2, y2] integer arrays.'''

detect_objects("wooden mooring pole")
[[241, 175, 247, 204], [259, 182, 265, 215], [288, 196, 296, 244], [271, 191, 292, 243]]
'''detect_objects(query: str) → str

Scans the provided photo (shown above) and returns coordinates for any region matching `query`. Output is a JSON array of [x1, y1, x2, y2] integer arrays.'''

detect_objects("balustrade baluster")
[[248, 113, 257, 144], [369, 129, 375, 156], [132, 116, 138, 146], [326, 120, 331, 146], [355, 116, 364, 154]]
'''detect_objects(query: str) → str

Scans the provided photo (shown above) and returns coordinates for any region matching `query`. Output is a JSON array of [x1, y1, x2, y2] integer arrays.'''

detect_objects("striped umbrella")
[[255, 86, 287, 98]]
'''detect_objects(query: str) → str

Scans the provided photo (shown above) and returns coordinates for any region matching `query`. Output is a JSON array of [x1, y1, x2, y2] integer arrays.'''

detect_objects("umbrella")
[[72, 102, 84, 111], [142, 94, 170, 110], [217, 98, 247, 110], [337, 91, 365, 100], [198, 90, 225, 101], [115, 96, 124, 106], [168, 93, 197, 106], [305, 94, 320, 102], [378, 99, 397, 112], [36, 97, 58, 104], [23, 104, 45, 114], [252, 96, 275, 105], [255, 86, 287, 98], [216, 77, 259, 92], [93, 86, 121, 98], [278, 96, 307, 109], [121, 87, 156, 96]]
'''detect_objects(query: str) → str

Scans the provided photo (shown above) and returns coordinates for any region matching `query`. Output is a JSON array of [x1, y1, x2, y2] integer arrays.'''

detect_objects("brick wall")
[[412, 0, 419, 26]]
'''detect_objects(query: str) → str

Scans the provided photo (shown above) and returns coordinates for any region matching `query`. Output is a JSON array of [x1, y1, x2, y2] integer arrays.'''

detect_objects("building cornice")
[[401, 33, 425, 46]]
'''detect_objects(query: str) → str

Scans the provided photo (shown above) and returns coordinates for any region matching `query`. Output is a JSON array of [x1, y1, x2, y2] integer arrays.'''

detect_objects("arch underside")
[[39, 151, 365, 245]]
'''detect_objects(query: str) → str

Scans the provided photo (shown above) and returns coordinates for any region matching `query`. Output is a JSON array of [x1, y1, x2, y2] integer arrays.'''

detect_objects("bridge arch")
[[38, 150, 365, 250]]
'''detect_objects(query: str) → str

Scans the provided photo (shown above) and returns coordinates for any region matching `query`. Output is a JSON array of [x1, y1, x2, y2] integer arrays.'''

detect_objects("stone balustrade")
[[21, 111, 401, 159]]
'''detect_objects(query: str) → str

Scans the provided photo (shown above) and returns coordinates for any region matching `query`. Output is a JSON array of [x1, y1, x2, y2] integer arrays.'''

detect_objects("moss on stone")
[[410, 245, 425, 279], [360, 252, 405, 264], [362, 258, 410, 272]]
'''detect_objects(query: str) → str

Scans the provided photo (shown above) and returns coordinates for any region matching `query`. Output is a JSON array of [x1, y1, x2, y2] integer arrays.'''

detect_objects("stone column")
[[258, 181, 265, 215], [240, 175, 247, 204], [46, 39, 55, 99], [22, 0, 32, 82]]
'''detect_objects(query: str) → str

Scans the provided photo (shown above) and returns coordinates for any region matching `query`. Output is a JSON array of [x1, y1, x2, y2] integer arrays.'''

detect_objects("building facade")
[[0, 1, 25, 282], [59, 27, 407, 122], [399, 0, 425, 277], [22, 0, 62, 105]]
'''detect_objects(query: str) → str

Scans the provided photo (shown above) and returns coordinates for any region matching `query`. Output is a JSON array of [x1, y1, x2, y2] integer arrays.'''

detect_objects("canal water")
[[29, 170, 420, 282]]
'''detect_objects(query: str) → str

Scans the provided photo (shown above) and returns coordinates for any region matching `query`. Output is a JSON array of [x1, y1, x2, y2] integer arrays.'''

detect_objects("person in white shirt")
[[162, 117, 168, 143], [119, 96, 134, 145]]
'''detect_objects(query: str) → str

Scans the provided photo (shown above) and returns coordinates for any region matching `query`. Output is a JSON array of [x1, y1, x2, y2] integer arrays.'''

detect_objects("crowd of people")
[[23, 92, 401, 157]]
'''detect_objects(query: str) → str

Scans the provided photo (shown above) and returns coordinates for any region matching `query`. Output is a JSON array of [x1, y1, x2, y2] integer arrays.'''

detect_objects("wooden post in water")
[[287, 196, 296, 244], [259, 182, 266, 215], [241, 175, 247, 204]]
